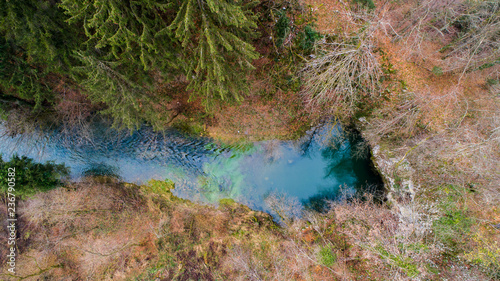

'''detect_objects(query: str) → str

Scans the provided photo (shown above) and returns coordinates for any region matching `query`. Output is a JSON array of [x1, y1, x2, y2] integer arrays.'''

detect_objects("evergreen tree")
[[0, 38, 51, 109], [0, 0, 79, 71], [1, 0, 262, 129], [169, 0, 260, 105], [61, 0, 261, 126], [0, 155, 69, 199], [0, 0, 80, 107], [60, 0, 178, 71], [72, 52, 149, 130], [60, 0, 180, 129]]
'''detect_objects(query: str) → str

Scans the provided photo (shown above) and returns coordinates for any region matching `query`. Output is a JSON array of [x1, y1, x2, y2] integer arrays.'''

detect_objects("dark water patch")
[[82, 162, 121, 179], [301, 128, 384, 212]]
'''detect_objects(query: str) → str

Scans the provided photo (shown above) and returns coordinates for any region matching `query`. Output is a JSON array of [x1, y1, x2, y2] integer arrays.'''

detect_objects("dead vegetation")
[[0, 177, 446, 281], [391, 0, 500, 73], [0, 179, 282, 280], [300, 6, 383, 116], [1, 179, 152, 280], [300, 0, 500, 278], [301, 26, 382, 114]]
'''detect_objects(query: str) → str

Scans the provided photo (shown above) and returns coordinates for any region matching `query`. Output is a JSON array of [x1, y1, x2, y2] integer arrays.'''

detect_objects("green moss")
[[432, 66, 443, 76], [318, 245, 337, 267], [432, 185, 475, 250], [171, 118, 206, 136], [351, 0, 376, 11], [375, 245, 420, 278], [219, 198, 237, 206], [141, 179, 186, 203]]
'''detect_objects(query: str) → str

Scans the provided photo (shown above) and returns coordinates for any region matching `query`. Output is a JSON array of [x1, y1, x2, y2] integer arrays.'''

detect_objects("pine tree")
[[60, 0, 181, 129], [60, 0, 178, 71], [0, 0, 80, 108], [169, 0, 260, 106], [72, 53, 148, 130], [0, 38, 51, 110], [0, 0, 79, 71], [61, 0, 261, 127]]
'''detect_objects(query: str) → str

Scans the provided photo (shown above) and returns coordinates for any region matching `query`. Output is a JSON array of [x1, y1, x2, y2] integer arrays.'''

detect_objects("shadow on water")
[[82, 162, 121, 179], [0, 120, 383, 213], [301, 128, 384, 212]]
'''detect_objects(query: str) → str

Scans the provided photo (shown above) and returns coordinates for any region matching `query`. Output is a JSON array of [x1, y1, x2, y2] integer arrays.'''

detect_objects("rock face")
[[370, 144, 416, 205], [354, 118, 417, 206], [355, 119, 423, 232]]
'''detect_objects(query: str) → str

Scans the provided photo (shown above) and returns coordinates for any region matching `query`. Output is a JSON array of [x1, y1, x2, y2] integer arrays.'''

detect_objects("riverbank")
[[0, 178, 395, 280]]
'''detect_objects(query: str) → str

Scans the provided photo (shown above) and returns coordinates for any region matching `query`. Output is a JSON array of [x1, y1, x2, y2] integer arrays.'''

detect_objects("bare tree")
[[300, 25, 382, 113]]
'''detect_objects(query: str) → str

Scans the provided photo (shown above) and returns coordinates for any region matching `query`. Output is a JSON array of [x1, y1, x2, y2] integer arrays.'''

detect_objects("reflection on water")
[[0, 121, 382, 212]]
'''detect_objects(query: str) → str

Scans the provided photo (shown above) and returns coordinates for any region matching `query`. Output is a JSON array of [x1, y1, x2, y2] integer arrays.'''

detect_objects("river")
[[0, 120, 382, 212]]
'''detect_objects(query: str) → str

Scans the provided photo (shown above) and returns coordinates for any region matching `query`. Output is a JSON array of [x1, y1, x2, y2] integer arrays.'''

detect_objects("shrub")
[[351, 0, 376, 10], [301, 26, 382, 112], [297, 25, 322, 52], [432, 66, 443, 76], [433, 207, 474, 248], [318, 245, 337, 267], [275, 11, 292, 48], [0, 154, 69, 199], [395, 0, 500, 73], [444, 0, 500, 72]]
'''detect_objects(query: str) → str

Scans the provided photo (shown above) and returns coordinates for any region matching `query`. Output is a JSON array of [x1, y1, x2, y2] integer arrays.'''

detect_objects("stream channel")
[[0, 120, 383, 213]]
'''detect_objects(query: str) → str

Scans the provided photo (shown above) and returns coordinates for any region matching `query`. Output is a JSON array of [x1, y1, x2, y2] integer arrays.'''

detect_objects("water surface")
[[0, 121, 382, 212]]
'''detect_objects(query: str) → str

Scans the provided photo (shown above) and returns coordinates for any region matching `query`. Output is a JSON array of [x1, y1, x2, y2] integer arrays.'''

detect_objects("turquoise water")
[[0, 121, 382, 212]]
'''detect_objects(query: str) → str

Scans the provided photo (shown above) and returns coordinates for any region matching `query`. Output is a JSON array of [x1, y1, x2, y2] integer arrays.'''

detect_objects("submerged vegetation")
[[1, 0, 500, 280]]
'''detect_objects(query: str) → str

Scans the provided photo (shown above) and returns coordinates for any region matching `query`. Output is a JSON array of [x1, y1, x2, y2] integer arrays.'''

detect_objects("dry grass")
[[206, 91, 311, 142], [330, 195, 441, 279], [388, 0, 500, 73], [1, 180, 292, 280], [3, 177, 443, 280], [3, 180, 154, 280]]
